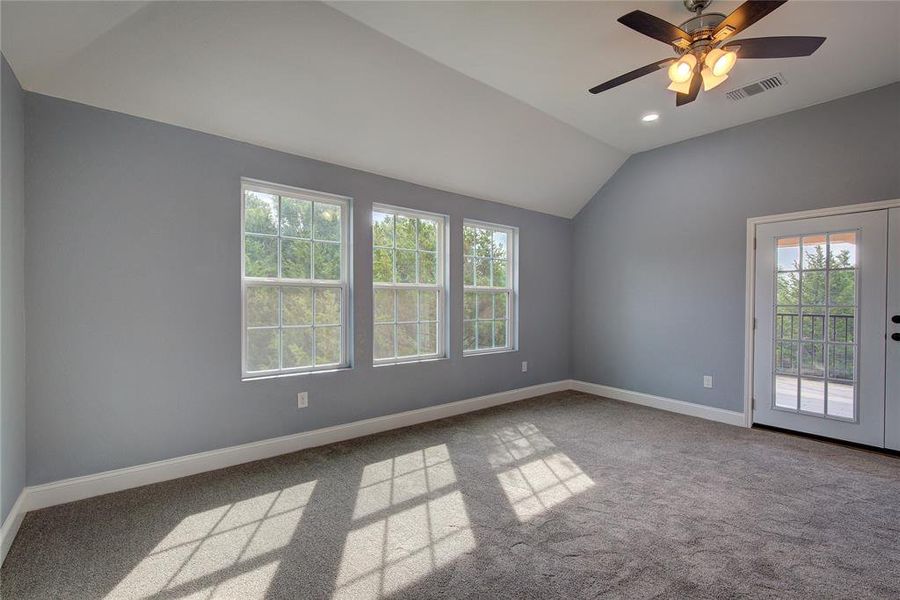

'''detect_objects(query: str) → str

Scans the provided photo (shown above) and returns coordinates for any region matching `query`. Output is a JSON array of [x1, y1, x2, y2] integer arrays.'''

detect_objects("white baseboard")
[[570, 380, 746, 427], [13, 380, 570, 526], [0, 490, 28, 566]]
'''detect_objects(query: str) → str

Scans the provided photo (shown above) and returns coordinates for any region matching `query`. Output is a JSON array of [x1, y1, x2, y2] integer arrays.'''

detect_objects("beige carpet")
[[3, 390, 899, 599]]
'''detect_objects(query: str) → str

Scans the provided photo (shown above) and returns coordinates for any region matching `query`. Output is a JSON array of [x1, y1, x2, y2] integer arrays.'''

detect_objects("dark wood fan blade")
[[713, 1, 788, 40], [589, 58, 674, 94], [676, 74, 702, 107], [618, 10, 691, 46], [726, 36, 825, 58]]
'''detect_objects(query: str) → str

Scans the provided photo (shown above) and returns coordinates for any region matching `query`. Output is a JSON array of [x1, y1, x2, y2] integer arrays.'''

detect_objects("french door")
[[753, 208, 899, 448]]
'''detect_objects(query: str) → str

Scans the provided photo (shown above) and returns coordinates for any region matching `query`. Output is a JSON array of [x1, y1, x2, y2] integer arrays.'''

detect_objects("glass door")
[[753, 210, 888, 447]]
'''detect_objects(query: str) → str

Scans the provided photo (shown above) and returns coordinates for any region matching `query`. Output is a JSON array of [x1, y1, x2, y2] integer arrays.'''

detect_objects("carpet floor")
[[3, 390, 899, 599]]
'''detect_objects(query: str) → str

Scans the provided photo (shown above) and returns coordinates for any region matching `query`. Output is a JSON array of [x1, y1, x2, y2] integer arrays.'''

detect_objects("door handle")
[[893, 315, 900, 324], [893, 333, 900, 342]]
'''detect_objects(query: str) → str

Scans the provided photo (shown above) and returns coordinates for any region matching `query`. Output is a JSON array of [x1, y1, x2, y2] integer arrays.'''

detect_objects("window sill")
[[373, 356, 449, 368], [241, 365, 352, 382], [463, 348, 517, 357]]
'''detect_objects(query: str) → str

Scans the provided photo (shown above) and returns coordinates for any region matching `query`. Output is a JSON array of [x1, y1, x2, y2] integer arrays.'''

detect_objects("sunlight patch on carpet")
[[490, 423, 594, 521], [104, 481, 316, 599]]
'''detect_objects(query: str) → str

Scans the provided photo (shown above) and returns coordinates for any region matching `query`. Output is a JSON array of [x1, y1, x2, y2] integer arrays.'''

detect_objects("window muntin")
[[463, 221, 516, 354], [373, 205, 446, 364], [242, 180, 350, 378]]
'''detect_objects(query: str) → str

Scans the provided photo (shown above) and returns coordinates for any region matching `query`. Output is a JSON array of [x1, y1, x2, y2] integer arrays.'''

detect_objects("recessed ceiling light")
[[641, 113, 660, 123]]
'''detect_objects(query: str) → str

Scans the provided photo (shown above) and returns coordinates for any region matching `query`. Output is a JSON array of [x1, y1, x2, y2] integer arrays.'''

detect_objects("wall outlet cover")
[[297, 392, 308, 408], [703, 376, 713, 389]]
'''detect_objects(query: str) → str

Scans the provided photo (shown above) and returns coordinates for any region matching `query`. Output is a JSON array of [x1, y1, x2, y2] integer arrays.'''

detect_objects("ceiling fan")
[[589, 0, 825, 106]]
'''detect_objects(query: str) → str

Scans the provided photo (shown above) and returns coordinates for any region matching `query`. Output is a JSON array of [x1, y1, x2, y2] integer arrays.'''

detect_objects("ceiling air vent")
[[725, 73, 787, 102]]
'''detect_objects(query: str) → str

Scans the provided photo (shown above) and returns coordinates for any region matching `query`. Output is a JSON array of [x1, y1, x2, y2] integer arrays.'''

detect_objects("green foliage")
[[244, 235, 277, 277], [281, 196, 311, 238], [282, 239, 311, 279], [463, 225, 510, 289], [245, 192, 277, 234], [283, 287, 312, 326], [243, 188, 345, 371], [463, 291, 509, 351]]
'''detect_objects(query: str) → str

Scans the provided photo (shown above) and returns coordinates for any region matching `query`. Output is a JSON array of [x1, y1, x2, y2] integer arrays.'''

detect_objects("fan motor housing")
[[680, 12, 726, 37], [683, 0, 713, 13]]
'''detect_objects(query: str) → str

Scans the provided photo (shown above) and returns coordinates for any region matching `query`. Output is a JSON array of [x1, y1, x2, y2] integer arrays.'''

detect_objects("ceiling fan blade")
[[726, 36, 826, 58], [618, 10, 692, 46], [589, 58, 674, 94], [713, 1, 788, 41], [676, 74, 702, 107]]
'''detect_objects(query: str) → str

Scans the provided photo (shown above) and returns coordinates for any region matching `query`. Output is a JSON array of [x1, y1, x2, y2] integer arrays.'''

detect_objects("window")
[[372, 205, 446, 363], [241, 179, 350, 378], [463, 220, 516, 354]]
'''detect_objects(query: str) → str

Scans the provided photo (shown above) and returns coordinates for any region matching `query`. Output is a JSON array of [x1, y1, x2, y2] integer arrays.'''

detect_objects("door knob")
[[893, 315, 900, 324], [893, 333, 900, 341]]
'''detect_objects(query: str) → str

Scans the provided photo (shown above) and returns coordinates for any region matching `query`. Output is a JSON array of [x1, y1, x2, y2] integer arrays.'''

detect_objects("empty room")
[[1, 1, 899, 598]]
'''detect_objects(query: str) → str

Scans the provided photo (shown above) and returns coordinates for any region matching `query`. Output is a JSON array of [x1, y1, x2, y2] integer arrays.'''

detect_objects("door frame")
[[743, 198, 900, 428]]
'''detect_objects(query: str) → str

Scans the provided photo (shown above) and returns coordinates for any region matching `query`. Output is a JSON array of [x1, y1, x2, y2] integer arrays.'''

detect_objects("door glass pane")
[[801, 234, 827, 270], [800, 378, 825, 414], [828, 344, 854, 382], [775, 307, 799, 340], [776, 272, 799, 305], [829, 307, 855, 343], [801, 271, 826, 305], [801, 307, 825, 341], [777, 237, 800, 271], [775, 375, 798, 410], [801, 342, 825, 377], [829, 270, 855, 306], [828, 231, 856, 269], [775, 342, 798, 374], [827, 381, 855, 419]]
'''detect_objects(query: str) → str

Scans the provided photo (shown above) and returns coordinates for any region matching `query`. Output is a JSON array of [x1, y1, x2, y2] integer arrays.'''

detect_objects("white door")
[[886, 208, 900, 451], [753, 210, 888, 447]]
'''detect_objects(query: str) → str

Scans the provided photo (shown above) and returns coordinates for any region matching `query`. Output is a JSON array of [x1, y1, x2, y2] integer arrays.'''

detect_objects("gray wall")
[[573, 83, 900, 412], [1, 55, 27, 523], [24, 93, 572, 485]]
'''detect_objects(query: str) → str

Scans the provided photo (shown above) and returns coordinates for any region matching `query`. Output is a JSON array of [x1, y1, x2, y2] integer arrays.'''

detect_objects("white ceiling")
[[2, 2, 898, 217], [334, 0, 900, 154]]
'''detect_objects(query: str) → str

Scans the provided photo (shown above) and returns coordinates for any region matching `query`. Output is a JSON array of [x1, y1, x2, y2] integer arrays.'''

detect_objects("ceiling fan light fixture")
[[667, 77, 694, 95], [700, 67, 728, 91], [667, 54, 697, 83], [705, 48, 737, 77]]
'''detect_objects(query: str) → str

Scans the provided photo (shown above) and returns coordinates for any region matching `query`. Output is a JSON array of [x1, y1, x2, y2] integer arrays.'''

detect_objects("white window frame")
[[463, 219, 518, 356], [372, 204, 447, 365], [241, 178, 352, 379]]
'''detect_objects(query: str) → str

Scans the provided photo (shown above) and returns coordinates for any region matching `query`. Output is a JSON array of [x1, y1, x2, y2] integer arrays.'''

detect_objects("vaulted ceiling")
[[3, 1, 898, 217]]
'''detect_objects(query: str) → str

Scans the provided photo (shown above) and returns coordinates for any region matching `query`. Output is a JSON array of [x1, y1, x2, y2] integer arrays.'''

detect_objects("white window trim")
[[241, 178, 352, 380], [463, 219, 518, 356], [372, 203, 448, 366]]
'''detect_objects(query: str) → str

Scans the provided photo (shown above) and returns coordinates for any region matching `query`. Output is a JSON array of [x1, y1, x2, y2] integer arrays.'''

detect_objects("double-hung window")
[[241, 179, 350, 378], [372, 205, 446, 363], [463, 220, 516, 354]]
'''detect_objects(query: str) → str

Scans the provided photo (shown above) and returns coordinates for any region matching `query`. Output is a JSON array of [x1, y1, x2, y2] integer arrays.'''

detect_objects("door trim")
[[743, 198, 900, 428]]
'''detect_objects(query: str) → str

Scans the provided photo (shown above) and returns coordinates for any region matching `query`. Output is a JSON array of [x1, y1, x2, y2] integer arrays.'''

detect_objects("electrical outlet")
[[703, 376, 713, 389], [521, 361, 528, 373], [297, 392, 308, 408]]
